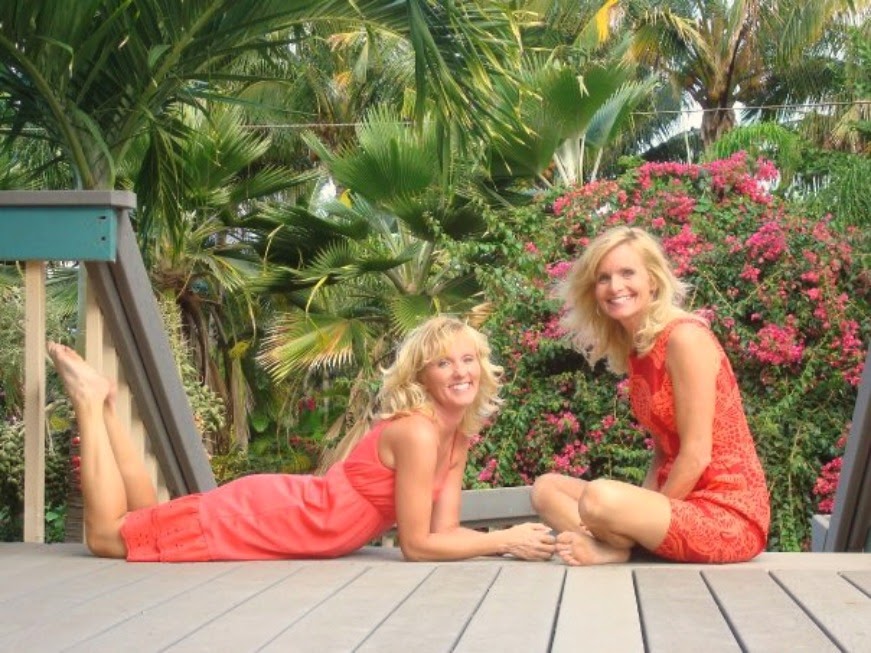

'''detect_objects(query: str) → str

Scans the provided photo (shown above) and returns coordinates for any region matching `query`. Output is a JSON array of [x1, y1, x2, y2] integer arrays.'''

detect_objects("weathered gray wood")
[[552, 566, 644, 653], [0, 552, 113, 602], [842, 570, 871, 595], [64, 562, 311, 653], [772, 569, 871, 651], [453, 563, 564, 653], [357, 564, 499, 653], [459, 486, 537, 529], [85, 209, 215, 496], [635, 568, 740, 653], [260, 564, 435, 652], [3, 544, 871, 652], [7, 563, 235, 651], [819, 343, 871, 552], [0, 562, 152, 639], [165, 563, 367, 652], [704, 569, 838, 652]]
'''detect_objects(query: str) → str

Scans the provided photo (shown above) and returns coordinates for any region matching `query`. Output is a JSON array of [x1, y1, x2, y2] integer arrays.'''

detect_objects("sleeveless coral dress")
[[629, 319, 770, 563], [121, 421, 441, 561]]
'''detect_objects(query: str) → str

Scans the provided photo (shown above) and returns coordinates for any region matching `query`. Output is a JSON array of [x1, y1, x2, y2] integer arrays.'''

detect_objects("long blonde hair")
[[560, 226, 698, 374], [319, 316, 503, 470]]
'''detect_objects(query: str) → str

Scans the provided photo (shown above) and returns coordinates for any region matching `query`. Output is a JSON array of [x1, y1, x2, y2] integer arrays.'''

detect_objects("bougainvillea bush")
[[466, 152, 870, 551]]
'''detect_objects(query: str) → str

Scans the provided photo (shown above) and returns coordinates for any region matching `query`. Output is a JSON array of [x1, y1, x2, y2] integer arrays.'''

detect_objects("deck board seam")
[[57, 563, 243, 652], [544, 566, 568, 653], [699, 569, 748, 652], [631, 570, 651, 653], [156, 565, 306, 652], [839, 570, 871, 599], [446, 564, 505, 652], [351, 565, 439, 652], [253, 563, 373, 652], [768, 570, 846, 652]]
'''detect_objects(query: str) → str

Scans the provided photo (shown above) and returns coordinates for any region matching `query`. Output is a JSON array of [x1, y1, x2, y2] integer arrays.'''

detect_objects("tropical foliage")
[[624, 0, 869, 148]]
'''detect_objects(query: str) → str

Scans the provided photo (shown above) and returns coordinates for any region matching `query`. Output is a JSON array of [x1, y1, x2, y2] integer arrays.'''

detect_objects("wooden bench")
[[812, 342, 871, 552]]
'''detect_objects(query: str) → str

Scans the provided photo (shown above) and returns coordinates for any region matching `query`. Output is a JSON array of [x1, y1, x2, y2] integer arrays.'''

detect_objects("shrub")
[[469, 152, 869, 551]]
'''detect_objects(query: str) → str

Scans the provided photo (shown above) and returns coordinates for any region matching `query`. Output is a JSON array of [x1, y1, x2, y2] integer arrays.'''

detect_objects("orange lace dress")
[[629, 319, 770, 562], [121, 421, 443, 561]]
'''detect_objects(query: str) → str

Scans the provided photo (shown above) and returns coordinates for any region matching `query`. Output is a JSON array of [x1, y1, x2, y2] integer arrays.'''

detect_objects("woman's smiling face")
[[594, 242, 656, 335], [419, 334, 481, 413]]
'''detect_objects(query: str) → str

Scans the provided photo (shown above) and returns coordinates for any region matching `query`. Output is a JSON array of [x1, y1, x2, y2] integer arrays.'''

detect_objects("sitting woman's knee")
[[531, 473, 560, 510], [578, 478, 624, 526]]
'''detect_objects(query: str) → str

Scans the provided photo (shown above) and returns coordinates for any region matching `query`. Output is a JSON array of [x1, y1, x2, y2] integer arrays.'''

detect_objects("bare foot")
[[555, 530, 631, 566], [47, 342, 112, 408]]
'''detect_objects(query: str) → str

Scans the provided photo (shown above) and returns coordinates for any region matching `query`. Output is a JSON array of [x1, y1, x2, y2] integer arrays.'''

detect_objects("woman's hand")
[[501, 522, 556, 560]]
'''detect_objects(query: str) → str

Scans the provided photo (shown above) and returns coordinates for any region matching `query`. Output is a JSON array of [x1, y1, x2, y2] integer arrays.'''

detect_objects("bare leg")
[[556, 478, 671, 566], [48, 343, 130, 558], [103, 389, 157, 510], [531, 473, 589, 532]]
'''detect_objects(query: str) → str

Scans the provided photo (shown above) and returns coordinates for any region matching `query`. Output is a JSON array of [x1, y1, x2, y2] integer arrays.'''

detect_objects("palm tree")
[[254, 105, 490, 443], [127, 105, 316, 452], [482, 1, 658, 186], [626, 0, 869, 148], [0, 1, 524, 195]]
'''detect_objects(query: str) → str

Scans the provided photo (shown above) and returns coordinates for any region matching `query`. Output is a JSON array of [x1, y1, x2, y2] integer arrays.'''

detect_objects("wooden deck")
[[2, 544, 870, 652]]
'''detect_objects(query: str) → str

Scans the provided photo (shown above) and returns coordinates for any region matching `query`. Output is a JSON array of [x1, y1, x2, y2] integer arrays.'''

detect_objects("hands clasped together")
[[500, 522, 556, 561]]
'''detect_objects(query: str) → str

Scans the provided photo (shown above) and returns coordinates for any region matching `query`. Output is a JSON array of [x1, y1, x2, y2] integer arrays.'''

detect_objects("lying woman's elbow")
[[399, 539, 432, 562]]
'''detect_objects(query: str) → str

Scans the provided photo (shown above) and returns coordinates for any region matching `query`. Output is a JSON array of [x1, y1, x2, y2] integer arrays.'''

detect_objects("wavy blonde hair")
[[320, 316, 503, 470], [560, 226, 699, 374]]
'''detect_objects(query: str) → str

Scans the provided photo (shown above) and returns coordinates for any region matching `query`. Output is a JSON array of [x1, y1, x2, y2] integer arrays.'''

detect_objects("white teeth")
[[451, 382, 471, 391]]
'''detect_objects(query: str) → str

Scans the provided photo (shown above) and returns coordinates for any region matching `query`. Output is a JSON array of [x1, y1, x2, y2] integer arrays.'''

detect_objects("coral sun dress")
[[629, 319, 771, 563], [121, 421, 443, 562]]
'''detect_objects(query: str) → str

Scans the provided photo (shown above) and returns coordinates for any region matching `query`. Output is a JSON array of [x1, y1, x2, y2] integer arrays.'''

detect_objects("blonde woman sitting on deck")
[[532, 226, 770, 565], [49, 316, 555, 562]]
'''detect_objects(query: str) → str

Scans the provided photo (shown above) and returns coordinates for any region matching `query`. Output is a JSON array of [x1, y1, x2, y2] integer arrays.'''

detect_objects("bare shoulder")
[[381, 414, 440, 452], [667, 320, 719, 365]]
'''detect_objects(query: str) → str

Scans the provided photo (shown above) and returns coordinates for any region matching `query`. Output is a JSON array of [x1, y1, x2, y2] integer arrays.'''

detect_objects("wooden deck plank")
[[635, 568, 740, 653], [703, 569, 838, 652], [772, 569, 871, 651], [453, 563, 564, 653], [2, 545, 871, 652], [0, 562, 155, 639], [259, 564, 435, 652], [356, 564, 500, 653], [165, 562, 368, 652], [551, 567, 644, 652], [843, 570, 871, 595], [63, 562, 322, 652], [6, 563, 236, 651], [0, 552, 116, 603]]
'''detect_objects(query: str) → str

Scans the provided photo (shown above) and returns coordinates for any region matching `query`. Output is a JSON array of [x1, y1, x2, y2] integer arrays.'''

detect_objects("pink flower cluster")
[[477, 457, 499, 483], [546, 260, 573, 280], [705, 152, 773, 204], [550, 439, 589, 476], [545, 410, 581, 435], [661, 224, 711, 276], [745, 221, 787, 263], [748, 321, 805, 366], [813, 456, 842, 514]]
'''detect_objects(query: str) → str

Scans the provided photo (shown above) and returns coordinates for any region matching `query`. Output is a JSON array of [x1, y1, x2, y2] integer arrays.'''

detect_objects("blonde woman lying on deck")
[[49, 316, 555, 562]]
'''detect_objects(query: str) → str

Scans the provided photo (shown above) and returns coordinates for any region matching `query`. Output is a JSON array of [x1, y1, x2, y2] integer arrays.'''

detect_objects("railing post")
[[23, 260, 47, 543]]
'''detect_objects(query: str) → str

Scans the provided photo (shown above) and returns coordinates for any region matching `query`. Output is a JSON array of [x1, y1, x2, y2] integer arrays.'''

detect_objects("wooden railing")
[[2, 191, 213, 543]]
